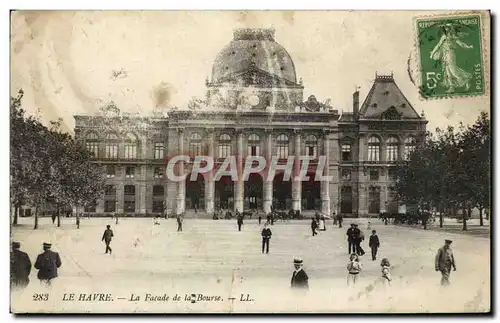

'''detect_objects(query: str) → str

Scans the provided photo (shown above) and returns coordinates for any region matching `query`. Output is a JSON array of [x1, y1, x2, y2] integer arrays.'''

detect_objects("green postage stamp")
[[416, 13, 485, 99]]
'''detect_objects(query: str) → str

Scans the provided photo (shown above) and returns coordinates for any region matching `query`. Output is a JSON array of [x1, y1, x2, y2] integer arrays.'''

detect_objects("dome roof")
[[211, 29, 297, 84]]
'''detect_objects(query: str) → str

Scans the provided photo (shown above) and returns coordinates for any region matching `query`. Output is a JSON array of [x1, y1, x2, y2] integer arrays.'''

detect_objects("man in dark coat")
[[291, 257, 309, 290], [346, 224, 355, 254], [102, 225, 114, 254], [34, 242, 62, 286], [177, 214, 183, 232], [311, 218, 318, 236], [368, 230, 380, 261], [237, 213, 244, 231], [261, 223, 272, 254], [10, 242, 32, 289], [353, 224, 364, 255], [435, 239, 457, 286]]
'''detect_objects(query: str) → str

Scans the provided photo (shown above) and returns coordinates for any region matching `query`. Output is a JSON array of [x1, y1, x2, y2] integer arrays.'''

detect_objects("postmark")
[[415, 13, 486, 99]]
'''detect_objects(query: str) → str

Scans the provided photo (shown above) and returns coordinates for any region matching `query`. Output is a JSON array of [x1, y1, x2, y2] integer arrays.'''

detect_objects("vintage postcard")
[[10, 10, 491, 314]]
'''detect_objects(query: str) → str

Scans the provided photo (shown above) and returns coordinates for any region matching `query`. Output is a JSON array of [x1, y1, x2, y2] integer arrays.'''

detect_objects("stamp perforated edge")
[[412, 10, 490, 101]]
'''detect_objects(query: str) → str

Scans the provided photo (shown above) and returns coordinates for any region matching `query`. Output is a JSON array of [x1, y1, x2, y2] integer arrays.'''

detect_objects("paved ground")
[[10, 217, 490, 313]]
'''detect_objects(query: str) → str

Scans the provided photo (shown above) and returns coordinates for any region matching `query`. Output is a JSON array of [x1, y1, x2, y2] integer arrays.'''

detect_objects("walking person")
[[311, 218, 318, 236], [346, 224, 355, 254], [347, 253, 362, 286], [177, 214, 183, 232], [76, 214, 80, 229], [333, 211, 337, 225], [261, 223, 272, 254], [10, 242, 32, 290], [435, 239, 456, 286], [102, 225, 114, 254], [338, 213, 343, 228], [237, 213, 244, 231], [34, 242, 62, 287], [353, 224, 364, 256], [258, 214, 262, 225], [291, 257, 309, 290], [369, 230, 380, 261]]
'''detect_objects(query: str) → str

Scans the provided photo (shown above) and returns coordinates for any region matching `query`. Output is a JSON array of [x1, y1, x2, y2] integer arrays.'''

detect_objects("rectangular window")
[[152, 200, 164, 213], [104, 200, 116, 213], [341, 168, 351, 180], [125, 166, 135, 179], [369, 169, 379, 181], [387, 145, 398, 162], [190, 143, 202, 157], [105, 143, 118, 159], [124, 144, 137, 159], [388, 168, 397, 181], [104, 185, 116, 196], [277, 145, 289, 159], [248, 145, 259, 156], [124, 201, 135, 213], [154, 142, 164, 159], [218, 144, 231, 159], [307, 146, 317, 158], [124, 185, 136, 196], [368, 146, 380, 162], [86, 142, 99, 157], [106, 165, 115, 178], [154, 167, 164, 178], [341, 144, 352, 161]]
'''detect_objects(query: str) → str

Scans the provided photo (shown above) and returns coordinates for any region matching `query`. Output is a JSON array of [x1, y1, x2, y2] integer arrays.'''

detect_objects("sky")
[[10, 10, 490, 134]]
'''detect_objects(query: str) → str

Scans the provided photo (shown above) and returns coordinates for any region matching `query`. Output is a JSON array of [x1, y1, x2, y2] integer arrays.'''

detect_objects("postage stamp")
[[415, 13, 485, 99]]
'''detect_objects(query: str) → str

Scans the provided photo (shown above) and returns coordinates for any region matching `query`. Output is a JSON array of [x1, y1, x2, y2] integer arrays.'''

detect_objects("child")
[[380, 258, 392, 285], [369, 230, 380, 261], [347, 253, 362, 286]]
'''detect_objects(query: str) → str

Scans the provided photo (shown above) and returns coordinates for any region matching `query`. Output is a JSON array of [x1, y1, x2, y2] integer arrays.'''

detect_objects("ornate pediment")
[[300, 95, 332, 112], [381, 106, 403, 120]]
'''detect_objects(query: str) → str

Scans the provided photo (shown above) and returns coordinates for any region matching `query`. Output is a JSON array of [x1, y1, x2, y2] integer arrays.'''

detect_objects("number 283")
[[33, 293, 49, 301]]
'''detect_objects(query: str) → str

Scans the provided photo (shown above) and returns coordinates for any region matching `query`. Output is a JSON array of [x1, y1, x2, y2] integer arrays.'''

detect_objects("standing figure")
[[347, 253, 362, 286], [311, 218, 318, 236], [380, 258, 392, 285], [102, 225, 114, 254], [353, 224, 364, 256], [237, 213, 244, 231], [338, 213, 343, 228], [333, 211, 337, 225], [10, 242, 31, 289], [369, 230, 380, 261], [435, 239, 456, 286], [51, 212, 56, 224], [261, 223, 272, 254], [76, 214, 80, 229], [346, 224, 355, 254], [177, 214, 183, 232], [367, 221, 371, 230], [290, 257, 309, 290], [258, 214, 262, 225], [34, 242, 62, 287]]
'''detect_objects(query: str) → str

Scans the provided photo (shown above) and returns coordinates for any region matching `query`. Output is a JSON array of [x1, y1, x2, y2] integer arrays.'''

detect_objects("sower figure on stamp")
[[34, 242, 61, 287], [102, 225, 114, 254], [291, 257, 309, 290], [10, 242, 31, 290], [261, 223, 272, 254], [435, 239, 456, 286]]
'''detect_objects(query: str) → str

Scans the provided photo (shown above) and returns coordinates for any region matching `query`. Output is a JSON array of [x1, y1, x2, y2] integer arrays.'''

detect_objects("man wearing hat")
[[435, 239, 457, 286], [261, 223, 272, 254], [346, 224, 356, 254], [102, 225, 114, 254], [10, 241, 32, 289], [34, 242, 62, 286], [290, 257, 309, 290]]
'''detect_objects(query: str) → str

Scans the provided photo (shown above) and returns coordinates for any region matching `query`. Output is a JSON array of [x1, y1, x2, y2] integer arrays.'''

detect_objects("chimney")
[[353, 90, 360, 120]]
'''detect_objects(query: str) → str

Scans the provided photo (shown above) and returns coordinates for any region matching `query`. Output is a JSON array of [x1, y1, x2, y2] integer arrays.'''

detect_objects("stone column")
[[205, 128, 215, 214], [176, 128, 185, 215], [234, 130, 244, 213], [380, 186, 387, 213], [321, 130, 331, 215], [116, 183, 124, 214], [263, 130, 273, 214], [139, 166, 147, 214], [292, 130, 302, 212]]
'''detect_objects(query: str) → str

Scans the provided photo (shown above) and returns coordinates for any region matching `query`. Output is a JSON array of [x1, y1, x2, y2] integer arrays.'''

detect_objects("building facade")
[[74, 28, 427, 217]]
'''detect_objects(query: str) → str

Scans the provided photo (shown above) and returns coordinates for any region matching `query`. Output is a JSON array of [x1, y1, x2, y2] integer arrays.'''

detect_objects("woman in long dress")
[[430, 23, 474, 93]]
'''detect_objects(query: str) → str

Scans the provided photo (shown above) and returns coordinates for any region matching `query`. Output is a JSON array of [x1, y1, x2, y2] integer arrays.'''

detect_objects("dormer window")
[[372, 103, 378, 108]]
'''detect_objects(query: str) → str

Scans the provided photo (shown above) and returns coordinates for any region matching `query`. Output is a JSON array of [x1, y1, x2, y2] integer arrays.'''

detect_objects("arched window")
[[305, 135, 318, 158], [386, 136, 399, 162], [277, 134, 289, 159], [124, 133, 138, 159], [341, 144, 352, 161], [404, 137, 416, 160], [247, 134, 260, 156], [105, 133, 119, 159], [189, 133, 203, 157], [218, 133, 231, 158], [85, 132, 99, 157], [367, 136, 380, 162]]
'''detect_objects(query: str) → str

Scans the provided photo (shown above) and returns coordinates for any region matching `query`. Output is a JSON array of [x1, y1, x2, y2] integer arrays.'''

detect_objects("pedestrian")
[[34, 242, 62, 287], [177, 214, 183, 232], [338, 213, 343, 228], [51, 212, 56, 224], [369, 230, 380, 261], [102, 225, 114, 254], [266, 213, 271, 224], [258, 214, 262, 225], [353, 224, 365, 256], [154, 215, 160, 225], [347, 253, 362, 286], [367, 221, 371, 230], [237, 213, 243, 231], [311, 218, 318, 236], [10, 242, 31, 289], [435, 239, 456, 286], [76, 214, 80, 229], [333, 211, 337, 225], [346, 224, 355, 254], [261, 223, 272, 254], [115, 213, 119, 225], [290, 257, 309, 290], [380, 258, 392, 285]]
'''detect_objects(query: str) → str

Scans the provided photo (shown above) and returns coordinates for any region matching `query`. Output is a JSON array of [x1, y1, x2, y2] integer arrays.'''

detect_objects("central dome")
[[211, 28, 297, 84]]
